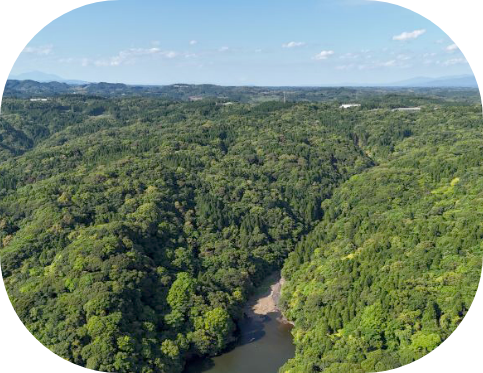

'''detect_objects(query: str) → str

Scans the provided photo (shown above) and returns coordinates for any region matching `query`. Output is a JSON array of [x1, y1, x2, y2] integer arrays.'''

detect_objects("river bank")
[[246, 273, 294, 325], [184, 272, 295, 373]]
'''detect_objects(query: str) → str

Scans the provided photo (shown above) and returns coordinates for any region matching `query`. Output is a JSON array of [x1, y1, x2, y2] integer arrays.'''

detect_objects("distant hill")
[[3, 79, 480, 105], [7, 71, 479, 89], [8, 71, 89, 85], [5, 80, 72, 96], [389, 74, 478, 88]]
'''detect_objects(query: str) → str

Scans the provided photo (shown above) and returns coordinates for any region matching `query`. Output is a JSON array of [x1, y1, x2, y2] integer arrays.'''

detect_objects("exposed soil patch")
[[245, 273, 293, 325]]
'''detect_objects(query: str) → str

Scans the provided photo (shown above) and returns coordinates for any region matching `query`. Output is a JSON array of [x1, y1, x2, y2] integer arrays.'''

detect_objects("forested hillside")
[[0, 89, 481, 372], [5, 79, 481, 104], [0, 96, 372, 372], [280, 105, 483, 372]]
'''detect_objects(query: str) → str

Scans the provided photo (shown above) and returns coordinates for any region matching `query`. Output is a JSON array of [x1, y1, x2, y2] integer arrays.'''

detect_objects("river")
[[184, 273, 295, 373]]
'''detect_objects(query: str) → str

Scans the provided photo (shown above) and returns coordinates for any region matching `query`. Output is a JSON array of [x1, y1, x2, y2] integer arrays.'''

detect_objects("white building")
[[392, 107, 421, 112], [340, 104, 361, 109]]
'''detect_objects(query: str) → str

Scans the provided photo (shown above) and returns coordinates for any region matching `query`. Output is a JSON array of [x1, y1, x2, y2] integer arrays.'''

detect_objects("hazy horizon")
[[8, 70, 477, 89]]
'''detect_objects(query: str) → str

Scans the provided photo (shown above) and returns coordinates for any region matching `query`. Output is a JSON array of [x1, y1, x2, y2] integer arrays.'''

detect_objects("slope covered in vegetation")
[[0, 96, 371, 372], [0, 89, 481, 373], [280, 105, 483, 372]]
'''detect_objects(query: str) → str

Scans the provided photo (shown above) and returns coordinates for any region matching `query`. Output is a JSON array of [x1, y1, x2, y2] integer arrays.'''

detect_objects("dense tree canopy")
[[0, 86, 481, 372], [280, 104, 483, 372]]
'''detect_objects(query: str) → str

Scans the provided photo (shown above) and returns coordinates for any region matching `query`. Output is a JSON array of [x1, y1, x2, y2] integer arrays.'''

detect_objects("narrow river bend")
[[184, 273, 295, 373]]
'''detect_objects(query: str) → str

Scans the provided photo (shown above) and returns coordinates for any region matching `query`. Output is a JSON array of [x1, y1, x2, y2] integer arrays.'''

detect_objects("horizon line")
[[6, 77, 478, 89]]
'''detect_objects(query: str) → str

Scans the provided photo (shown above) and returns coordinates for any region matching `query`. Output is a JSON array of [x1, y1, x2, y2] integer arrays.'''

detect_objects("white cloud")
[[336, 64, 356, 70], [445, 43, 459, 52], [339, 52, 359, 60], [379, 59, 397, 67], [396, 54, 412, 61], [218, 46, 230, 52], [313, 50, 335, 60], [392, 29, 426, 41], [356, 59, 410, 70], [442, 57, 467, 66], [58, 57, 74, 64], [88, 47, 180, 67], [282, 41, 306, 49], [23, 44, 53, 55], [164, 51, 178, 59], [189, 40, 198, 46]]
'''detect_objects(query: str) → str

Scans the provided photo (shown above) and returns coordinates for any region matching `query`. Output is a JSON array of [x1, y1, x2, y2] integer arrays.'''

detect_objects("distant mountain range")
[[7, 71, 479, 88], [8, 71, 89, 85], [4, 79, 480, 105]]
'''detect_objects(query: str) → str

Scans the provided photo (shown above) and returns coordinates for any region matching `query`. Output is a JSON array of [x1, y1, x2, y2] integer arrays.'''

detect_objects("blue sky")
[[11, 0, 473, 86]]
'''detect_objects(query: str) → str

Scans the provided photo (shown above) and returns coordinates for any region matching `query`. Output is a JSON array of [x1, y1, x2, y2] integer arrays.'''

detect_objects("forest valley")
[[0, 83, 482, 372]]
